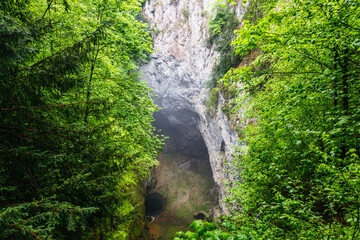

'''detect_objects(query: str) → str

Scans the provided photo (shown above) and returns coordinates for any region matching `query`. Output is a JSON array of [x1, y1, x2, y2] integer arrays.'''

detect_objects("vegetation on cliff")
[[0, 0, 162, 239], [178, 0, 360, 239], [205, 2, 241, 115]]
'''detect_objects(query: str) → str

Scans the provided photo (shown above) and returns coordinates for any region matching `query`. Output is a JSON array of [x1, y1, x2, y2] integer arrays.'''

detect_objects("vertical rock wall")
[[141, 0, 244, 213]]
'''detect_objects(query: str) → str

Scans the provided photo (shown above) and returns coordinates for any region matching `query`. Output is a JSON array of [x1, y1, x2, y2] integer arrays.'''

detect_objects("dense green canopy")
[[225, 0, 360, 238], [0, 0, 162, 239], [175, 0, 360, 239]]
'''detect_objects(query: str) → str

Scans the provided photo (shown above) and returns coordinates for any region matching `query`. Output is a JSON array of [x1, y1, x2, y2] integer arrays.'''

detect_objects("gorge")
[[142, 0, 244, 216], [2, 1, 359, 239]]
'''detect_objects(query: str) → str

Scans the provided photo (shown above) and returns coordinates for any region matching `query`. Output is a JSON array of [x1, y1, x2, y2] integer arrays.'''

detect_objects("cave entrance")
[[145, 192, 166, 217], [146, 108, 218, 237], [152, 109, 211, 175]]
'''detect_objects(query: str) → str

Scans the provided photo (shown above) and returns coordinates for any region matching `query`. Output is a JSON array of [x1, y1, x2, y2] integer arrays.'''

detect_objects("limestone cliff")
[[141, 0, 244, 213]]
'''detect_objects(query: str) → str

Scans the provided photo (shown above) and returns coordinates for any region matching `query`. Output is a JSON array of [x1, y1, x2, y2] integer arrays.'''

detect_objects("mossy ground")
[[148, 153, 217, 239]]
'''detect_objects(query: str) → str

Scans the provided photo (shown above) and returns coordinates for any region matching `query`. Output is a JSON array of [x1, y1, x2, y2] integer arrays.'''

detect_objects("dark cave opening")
[[152, 109, 209, 160], [145, 192, 166, 217], [144, 108, 216, 220]]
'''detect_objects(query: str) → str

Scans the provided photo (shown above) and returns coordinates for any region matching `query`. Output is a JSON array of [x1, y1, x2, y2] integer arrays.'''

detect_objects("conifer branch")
[[0, 101, 89, 111]]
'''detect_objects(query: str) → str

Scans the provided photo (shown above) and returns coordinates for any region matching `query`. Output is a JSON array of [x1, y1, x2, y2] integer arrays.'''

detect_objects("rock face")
[[141, 0, 244, 213]]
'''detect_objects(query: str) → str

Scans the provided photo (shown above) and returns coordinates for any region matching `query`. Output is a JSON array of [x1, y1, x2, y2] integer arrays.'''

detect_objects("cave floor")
[[148, 153, 217, 239]]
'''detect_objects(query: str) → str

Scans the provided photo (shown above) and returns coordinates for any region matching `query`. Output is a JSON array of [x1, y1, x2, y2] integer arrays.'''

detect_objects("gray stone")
[[141, 0, 245, 214]]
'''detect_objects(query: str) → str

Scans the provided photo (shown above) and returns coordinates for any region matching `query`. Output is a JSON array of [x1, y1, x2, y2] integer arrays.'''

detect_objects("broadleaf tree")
[[219, 0, 360, 239]]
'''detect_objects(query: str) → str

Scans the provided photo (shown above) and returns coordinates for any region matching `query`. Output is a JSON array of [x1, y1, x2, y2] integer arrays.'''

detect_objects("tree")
[[221, 0, 360, 238], [0, 0, 162, 239]]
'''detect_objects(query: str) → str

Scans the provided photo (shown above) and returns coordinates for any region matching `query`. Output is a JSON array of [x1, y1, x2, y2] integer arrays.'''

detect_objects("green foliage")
[[242, 0, 276, 24], [205, 2, 241, 116], [173, 220, 253, 240], [183, 5, 189, 19], [221, 106, 229, 115], [207, 2, 241, 90], [0, 0, 162, 239], [224, 0, 360, 239], [205, 87, 220, 115], [201, 10, 207, 17]]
